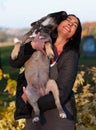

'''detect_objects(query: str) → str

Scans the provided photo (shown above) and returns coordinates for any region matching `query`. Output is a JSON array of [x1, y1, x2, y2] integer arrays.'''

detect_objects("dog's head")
[[31, 11, 67, 30], [30, 11, 67, 39], [23, 11, 67, 44]]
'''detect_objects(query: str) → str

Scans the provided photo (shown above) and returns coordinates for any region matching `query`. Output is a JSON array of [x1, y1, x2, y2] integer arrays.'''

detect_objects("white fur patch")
[[13, 38, 21, 43], [41, 17, 54, 26], [29, 32, 36, 38]]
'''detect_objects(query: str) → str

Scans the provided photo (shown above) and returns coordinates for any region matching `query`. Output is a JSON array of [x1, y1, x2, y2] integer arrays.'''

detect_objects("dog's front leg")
[[45, 42, 54, 59], [11, 38, 22, 60]]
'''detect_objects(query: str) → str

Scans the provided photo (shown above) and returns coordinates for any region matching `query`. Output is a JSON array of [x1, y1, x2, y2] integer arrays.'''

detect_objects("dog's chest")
[[29, 51, 49, 66], [25, 51, 50, 77]]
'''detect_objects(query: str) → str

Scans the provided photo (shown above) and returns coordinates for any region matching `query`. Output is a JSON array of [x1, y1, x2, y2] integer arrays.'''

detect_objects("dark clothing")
[[10, 41, 79, 130]]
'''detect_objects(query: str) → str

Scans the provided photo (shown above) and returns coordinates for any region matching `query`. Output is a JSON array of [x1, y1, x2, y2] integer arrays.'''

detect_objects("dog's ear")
[[49, 11, 67, 17], [30, 15, 48, 27], [49, 11, 68, 24], [30, 11, 67, 27], [31, 21, 37, 26]]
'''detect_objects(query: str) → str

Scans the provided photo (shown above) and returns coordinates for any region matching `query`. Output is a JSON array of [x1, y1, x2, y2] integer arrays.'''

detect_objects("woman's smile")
[[63, 26, 71, 33]]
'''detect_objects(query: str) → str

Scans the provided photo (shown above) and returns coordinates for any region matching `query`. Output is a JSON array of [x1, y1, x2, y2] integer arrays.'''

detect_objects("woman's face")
[[57, 15, 79, 39]]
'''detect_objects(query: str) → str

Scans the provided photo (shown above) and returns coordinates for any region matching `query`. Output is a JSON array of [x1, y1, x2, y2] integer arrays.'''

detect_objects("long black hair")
[[65, 14, 82, 54], [51, 13, 82, 55]]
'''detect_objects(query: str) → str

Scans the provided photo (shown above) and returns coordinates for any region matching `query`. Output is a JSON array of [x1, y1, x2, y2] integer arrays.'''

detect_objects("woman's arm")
[[10, 42, 35, 68], [57, 51, 79, 103], [38, 50, 79, 111]]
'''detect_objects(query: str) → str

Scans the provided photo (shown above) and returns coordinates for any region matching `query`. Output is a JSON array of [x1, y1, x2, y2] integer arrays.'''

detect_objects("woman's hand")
[[31, 32, 48, 54], [21, 87, 27, 103]]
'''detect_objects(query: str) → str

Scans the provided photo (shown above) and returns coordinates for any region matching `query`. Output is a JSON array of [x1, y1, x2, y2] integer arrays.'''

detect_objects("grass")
[[0, 45, 19, 79], [79, 56, 96, 67]]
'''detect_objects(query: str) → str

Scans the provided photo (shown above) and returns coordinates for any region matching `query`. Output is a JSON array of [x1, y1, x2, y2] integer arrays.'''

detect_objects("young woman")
[[10, 11, 82, 130]]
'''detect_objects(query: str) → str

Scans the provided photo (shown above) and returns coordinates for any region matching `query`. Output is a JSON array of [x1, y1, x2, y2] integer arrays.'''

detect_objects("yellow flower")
[[4, 79, 17, 96], [0, 69, 3, 80]]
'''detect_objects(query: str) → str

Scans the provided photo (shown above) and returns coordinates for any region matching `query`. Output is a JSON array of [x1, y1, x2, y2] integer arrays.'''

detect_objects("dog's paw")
[[11, 46, 20, 60], [13, 38, 21, 43], [59, 112, 67, 119], [32, 117, 39, 124], [11, 38, 21, 60]]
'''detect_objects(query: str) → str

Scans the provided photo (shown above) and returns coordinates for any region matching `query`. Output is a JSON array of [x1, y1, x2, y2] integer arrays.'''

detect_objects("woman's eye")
[[66, 19, 70, 22], [65, 19, 78, 29], [73, 24, 77, 28], [73, 23, 78, 28]]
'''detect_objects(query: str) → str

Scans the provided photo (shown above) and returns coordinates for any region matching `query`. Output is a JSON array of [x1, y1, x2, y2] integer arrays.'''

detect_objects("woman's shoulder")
[[57, 50, 79, 66], [61, 50, 79, 64]]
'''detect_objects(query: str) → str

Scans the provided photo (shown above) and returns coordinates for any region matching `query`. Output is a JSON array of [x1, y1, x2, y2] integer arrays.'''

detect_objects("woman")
[[10, 11, 82, 130]]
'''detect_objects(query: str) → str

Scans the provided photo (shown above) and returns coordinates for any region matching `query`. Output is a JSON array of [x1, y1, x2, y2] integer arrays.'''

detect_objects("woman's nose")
[[68, 21, 73, 26]]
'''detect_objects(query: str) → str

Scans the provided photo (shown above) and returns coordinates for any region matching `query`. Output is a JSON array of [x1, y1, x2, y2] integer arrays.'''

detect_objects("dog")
[[11, 11, 67, 123]]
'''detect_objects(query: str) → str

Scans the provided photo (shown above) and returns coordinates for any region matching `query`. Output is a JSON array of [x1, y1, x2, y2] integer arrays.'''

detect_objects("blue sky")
[[0, 0, 96, 28]]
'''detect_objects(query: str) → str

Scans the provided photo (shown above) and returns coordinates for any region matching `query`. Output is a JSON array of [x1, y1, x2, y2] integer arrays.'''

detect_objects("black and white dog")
[[11, 11, 67, 123], [22, 11, 67, 44], [11, 11, 67, 60]]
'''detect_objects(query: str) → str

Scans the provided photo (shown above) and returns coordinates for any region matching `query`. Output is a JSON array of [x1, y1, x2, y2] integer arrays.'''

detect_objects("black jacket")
[[10, 42, 79, 122]]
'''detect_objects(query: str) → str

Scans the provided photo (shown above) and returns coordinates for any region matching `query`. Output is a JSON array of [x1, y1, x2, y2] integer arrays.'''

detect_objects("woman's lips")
[[63, 26, 71, 33]]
